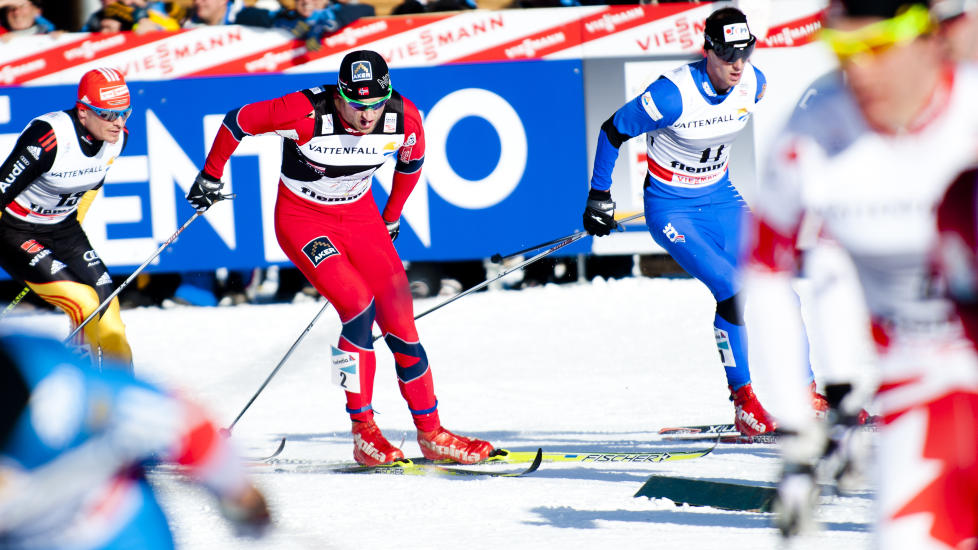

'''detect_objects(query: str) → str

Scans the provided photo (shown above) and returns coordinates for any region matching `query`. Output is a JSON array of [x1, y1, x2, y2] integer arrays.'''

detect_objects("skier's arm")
[[589, 76, 682, 191], [0, 121, 57, 211], [382, 97, 425, 223], [202, 91, 316, 180]]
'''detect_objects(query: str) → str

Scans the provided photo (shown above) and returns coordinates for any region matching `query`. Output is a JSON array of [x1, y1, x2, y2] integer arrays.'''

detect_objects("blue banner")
[[0, 59, 589, 274]]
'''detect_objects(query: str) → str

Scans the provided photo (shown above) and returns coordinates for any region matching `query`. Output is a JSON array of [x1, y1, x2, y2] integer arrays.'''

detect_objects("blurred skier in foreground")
[[0, 331, 271, 549], [745, 1, 978, 544]]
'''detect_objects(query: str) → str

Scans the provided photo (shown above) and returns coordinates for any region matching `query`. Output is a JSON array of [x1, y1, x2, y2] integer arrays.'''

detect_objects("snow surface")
[[9, 277, 873, 549]]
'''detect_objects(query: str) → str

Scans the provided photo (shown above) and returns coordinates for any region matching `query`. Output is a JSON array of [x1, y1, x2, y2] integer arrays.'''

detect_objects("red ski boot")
[[731, 383, 778, 436], [352, 420, 405, 466], [417, 426, 494, 464]]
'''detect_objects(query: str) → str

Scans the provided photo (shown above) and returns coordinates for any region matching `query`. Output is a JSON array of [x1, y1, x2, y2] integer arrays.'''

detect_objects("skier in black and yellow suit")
[[0, 67, 133, 367]]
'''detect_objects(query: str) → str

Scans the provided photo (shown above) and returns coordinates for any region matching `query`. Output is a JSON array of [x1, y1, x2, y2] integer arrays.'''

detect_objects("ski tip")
[[527, 448, 543, 473], [219, 427, 232, 438]]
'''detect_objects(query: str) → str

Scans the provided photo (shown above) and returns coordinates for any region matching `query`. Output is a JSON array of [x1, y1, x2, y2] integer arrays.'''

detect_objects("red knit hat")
[[77, 68, 130, 110]]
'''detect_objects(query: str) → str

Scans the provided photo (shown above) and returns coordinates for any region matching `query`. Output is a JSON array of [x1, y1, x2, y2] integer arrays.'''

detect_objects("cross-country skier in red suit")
[[187, 50, 494, 466]]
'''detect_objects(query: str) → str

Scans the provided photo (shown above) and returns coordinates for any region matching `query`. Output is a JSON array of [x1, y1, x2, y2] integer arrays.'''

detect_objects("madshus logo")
[[302, 236, 339, 267]]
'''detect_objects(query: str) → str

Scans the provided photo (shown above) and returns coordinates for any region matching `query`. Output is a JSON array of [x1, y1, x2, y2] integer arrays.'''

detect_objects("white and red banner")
[[0, 2, 825, 86]]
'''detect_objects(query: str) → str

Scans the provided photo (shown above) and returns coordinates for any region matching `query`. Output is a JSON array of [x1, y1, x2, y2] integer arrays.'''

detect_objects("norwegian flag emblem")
[[359, 87, 369, 96]]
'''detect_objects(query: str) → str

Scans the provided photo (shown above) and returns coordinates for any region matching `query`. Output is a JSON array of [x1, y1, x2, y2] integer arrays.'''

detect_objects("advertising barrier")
[[0, 1, 828, 273]]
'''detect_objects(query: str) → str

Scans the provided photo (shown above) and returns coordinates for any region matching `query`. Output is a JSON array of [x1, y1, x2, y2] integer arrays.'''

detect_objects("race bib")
[[330, 346, 360, 393]]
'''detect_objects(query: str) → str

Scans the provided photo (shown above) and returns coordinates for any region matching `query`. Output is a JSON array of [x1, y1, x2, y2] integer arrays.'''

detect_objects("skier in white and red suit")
[[186, 50, 494, 467], [744, 1, 978, 545]]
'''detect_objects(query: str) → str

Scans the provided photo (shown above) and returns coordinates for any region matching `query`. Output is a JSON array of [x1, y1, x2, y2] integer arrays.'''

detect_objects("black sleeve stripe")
[[395, 156, 423, 174], [600, 116, 632, 149], [223, 108, 248, 141]]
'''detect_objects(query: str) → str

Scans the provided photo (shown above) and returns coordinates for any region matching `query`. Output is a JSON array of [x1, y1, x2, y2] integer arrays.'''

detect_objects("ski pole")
[[64, 211, 203, 343], [490, 212, 645, 263], [371, 212, 645, 342], [221, 299, 332, 436], [0, 286, 30, 322]]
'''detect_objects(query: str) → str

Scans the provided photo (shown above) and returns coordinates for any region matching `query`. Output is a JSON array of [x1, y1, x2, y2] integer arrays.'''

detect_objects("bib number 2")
[[330, 346, 360, 393]]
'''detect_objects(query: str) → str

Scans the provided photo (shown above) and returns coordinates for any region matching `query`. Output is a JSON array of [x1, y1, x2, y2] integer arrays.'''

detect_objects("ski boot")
[[417, 426, 494, 464], [352, 419, 405, 466], [730, 383, 778, 436]]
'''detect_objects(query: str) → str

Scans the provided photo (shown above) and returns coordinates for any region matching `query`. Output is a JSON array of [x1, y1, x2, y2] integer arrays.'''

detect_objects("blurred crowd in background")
[[0, 0, 718, 41]]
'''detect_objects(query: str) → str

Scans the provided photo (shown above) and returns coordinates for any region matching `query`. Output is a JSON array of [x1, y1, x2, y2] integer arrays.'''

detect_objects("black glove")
[[187, 171, 224, 212], [582, 188, 617, 237], [385, 218, 400, 242]]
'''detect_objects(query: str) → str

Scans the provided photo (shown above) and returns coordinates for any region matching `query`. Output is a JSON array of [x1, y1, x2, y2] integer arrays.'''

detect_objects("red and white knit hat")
[[77, 68, 130, 110]]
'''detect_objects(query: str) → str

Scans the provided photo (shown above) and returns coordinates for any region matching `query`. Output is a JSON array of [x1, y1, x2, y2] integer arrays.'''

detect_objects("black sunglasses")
[[706, 34, 757, 63]]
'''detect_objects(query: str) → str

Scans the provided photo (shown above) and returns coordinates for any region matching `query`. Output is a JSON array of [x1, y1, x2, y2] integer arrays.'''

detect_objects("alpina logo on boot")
[[354, 433, 386, 463], [419, 438, 478, 463], [737, 409, 766, 433]]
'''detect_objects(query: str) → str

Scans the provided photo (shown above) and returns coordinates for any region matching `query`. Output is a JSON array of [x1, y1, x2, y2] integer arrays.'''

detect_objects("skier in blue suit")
[[583, 6, 823, 436]]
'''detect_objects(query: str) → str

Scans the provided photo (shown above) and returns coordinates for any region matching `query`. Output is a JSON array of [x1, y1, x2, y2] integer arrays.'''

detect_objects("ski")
[[658, 423, 737, 435], [661, 431, 783, 444], [390, 447, 715, 466], [529, 448, 714, 463], [255, 444, 713, 475], [276, 448, 544, 477], [248, 437, 286, 461]]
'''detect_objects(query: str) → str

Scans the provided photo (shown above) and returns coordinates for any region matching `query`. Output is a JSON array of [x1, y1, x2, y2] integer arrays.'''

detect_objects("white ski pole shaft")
[[371, 212, 645, 342], [64, 212, 202, 343], [223, 299, 332, 435]]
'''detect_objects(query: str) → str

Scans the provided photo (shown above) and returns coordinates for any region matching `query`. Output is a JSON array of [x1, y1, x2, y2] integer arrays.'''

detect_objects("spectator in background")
[[94, 6, 133, 32], [184, 0, 242, 26], [0, 0, 55, 37], [237, 0, 374, 50], [329, 0, 374, 24], [507, 0, 577, 8], [390, 0, 425, 15], [84, 0, 184, 33], [271, 0, 341, 50], [426, 0, 474, 11], [390, 0, 472, 15]]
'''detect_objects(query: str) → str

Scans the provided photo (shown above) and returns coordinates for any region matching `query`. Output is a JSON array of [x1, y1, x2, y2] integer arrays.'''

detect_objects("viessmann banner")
[[0, 60, 588, 271], [0, 2, 826, 272]]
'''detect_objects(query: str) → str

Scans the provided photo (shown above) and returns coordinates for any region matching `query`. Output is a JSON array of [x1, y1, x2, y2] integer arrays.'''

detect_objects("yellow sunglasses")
[[820, 4, 935, 62]]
